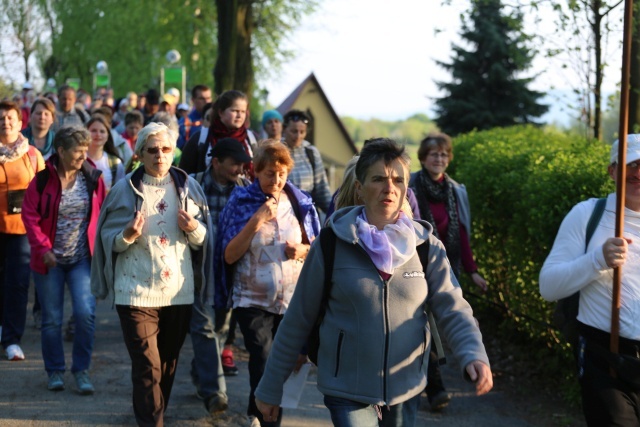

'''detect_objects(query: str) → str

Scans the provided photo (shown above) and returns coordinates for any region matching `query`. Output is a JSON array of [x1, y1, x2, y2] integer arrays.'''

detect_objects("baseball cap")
[[610, 134, 640, 165], [167, 88, 180, 99], [22, 82, 33, 90], [211, 138, 252, 163], [177, 103, 190, 112]]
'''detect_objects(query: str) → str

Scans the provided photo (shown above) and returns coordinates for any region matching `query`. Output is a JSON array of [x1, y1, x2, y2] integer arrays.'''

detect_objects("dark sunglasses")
[[287, 114, 309, 124], [144, 146, 173, 154]]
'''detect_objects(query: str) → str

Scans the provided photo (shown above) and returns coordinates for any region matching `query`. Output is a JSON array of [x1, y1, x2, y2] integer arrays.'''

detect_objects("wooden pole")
[[611, 0, 634, 357]]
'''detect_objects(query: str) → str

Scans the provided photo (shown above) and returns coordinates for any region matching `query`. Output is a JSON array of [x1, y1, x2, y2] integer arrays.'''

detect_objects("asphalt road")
[[0, 287, 584, 426]]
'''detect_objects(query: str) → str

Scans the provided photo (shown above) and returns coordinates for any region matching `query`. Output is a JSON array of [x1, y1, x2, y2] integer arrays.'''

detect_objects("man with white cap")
[[540, 135, 640, 426]]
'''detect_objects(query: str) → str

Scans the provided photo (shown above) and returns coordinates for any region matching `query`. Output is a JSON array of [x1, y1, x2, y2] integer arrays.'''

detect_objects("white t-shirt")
[[91, 152, 124, 191]]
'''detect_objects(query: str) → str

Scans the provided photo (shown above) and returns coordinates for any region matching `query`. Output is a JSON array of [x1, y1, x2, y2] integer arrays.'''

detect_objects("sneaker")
[[429, 390, 452, 412], [6, 344, 25, 361], [221, 348, 239, 376], [248, 416, 261, 427], [48, 371, 65, 391], [74, 370, 95, 395], [205, 394, 228, 416]]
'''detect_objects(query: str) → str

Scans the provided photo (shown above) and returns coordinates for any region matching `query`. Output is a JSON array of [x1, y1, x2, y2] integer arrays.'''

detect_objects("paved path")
[[0, 288, 584, 426]]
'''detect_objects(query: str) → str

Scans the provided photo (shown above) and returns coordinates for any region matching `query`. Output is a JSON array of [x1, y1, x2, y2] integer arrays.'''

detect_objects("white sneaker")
[[6, 344, 25, 361]]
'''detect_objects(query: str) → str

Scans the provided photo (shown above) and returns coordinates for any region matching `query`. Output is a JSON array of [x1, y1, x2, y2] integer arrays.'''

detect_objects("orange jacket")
[[0, 140, 44, 234]]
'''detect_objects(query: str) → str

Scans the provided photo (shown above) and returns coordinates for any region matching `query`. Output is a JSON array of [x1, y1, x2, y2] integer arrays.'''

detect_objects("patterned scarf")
[[414, 168, 461, 275], [0, 134, 29, 164]]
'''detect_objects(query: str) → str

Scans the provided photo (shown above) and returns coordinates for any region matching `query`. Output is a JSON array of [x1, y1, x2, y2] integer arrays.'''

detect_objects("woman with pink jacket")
[[22, 126, 106, 394]]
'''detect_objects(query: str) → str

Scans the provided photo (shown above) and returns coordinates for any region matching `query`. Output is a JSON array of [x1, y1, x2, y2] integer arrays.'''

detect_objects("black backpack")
[[553, 198, 606, 347]]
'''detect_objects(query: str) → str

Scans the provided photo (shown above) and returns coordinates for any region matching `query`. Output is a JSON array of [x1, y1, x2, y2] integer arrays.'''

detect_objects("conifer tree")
[[434, 0, 548, 135]]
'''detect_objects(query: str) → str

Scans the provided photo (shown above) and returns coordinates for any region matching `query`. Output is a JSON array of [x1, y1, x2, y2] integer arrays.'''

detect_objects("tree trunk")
[[592, 0, 604, 140], [214, 0, 238, 95], [629, 3, 640, 133], [234, 0, 254, 98]]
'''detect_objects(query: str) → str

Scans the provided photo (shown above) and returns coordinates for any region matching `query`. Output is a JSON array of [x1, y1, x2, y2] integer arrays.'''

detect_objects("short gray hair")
[[355, 138, 410, 184], [53, 126, 91, 151], [134, 122, 177, 157]]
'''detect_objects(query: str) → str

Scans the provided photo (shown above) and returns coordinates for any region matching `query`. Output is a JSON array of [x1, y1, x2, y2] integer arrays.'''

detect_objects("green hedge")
[[449, 126, 614, 353]]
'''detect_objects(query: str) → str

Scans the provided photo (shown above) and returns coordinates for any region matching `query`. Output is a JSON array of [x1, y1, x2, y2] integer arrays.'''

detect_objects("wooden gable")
[[277, 73, 358, 191]]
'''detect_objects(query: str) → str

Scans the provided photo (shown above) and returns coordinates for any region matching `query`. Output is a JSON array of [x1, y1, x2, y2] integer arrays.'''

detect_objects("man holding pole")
[[540, 135, 640, 426]]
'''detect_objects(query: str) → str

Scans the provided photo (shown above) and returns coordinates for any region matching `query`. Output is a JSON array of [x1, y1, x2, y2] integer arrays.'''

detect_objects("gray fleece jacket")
[[255, 205, 489, 407]]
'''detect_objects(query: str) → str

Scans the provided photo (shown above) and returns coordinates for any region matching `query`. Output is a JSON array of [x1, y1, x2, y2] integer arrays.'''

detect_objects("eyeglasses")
[[428, 152, 449, 159], [144, 146, 173, 155], [287, 114, 309, 124]]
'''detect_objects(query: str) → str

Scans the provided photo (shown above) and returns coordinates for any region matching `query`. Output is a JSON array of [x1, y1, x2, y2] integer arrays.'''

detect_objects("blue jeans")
[[324, 394, 420, 427], [33, 257, 96, 374], [189, 292, 226, 400], [0, 233, 31, 349]]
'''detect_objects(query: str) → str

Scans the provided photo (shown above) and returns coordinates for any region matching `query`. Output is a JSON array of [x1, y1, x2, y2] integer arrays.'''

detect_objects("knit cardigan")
[[91, 166, 215, 306]]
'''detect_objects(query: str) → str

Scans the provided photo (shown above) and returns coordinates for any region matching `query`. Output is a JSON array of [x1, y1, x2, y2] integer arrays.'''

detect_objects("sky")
[[262, 0, 626, 125]]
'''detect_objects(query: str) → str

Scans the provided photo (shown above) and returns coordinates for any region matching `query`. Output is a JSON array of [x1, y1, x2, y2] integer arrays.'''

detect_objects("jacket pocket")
[[334, 330, 345, 377]]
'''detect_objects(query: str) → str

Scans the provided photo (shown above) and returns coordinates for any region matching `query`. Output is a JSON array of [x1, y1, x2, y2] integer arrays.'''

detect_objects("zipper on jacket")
[[382, 278, 391, 404], [334, 330, 344, 377], [353, 242, 392, 405]]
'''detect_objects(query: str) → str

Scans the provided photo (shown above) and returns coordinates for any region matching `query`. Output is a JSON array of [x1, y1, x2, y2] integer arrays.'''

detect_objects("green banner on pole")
[[164, 67, 183, 85], [95, 73, 110, 88]]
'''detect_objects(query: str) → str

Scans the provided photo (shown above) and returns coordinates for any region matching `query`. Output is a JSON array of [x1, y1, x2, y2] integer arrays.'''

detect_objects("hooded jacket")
[[90, 166, 215, 306], [255, 205, 489, 407], [21, 155, 105, 274]]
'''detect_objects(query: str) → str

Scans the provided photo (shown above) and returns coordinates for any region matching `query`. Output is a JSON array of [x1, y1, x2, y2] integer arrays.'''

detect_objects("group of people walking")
[[0, 82, 497, 427]]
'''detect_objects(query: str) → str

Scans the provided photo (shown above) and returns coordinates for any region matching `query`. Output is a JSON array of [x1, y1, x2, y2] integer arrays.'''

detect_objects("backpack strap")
[[585, 198, 607, 251], [36, 168, 50, 195], [417, 239, 446, 365], [247, 129, 258, 150], [107, 154, 120, 183], [304, 146, 316, 177], [318, 228, 337, 322], [27, 146, 39, 176]]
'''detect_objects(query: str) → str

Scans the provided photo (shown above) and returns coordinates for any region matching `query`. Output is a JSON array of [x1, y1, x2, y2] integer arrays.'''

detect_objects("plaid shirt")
[[286, 141, 332, 213], [194, 168, 249, 240]]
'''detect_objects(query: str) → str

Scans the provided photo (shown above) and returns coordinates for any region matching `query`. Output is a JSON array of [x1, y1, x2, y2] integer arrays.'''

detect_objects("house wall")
[[288, 80, 356, 191]]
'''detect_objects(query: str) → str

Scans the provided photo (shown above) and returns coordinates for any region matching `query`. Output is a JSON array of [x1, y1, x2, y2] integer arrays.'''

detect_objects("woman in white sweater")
[[91, 122, 213, 427]]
